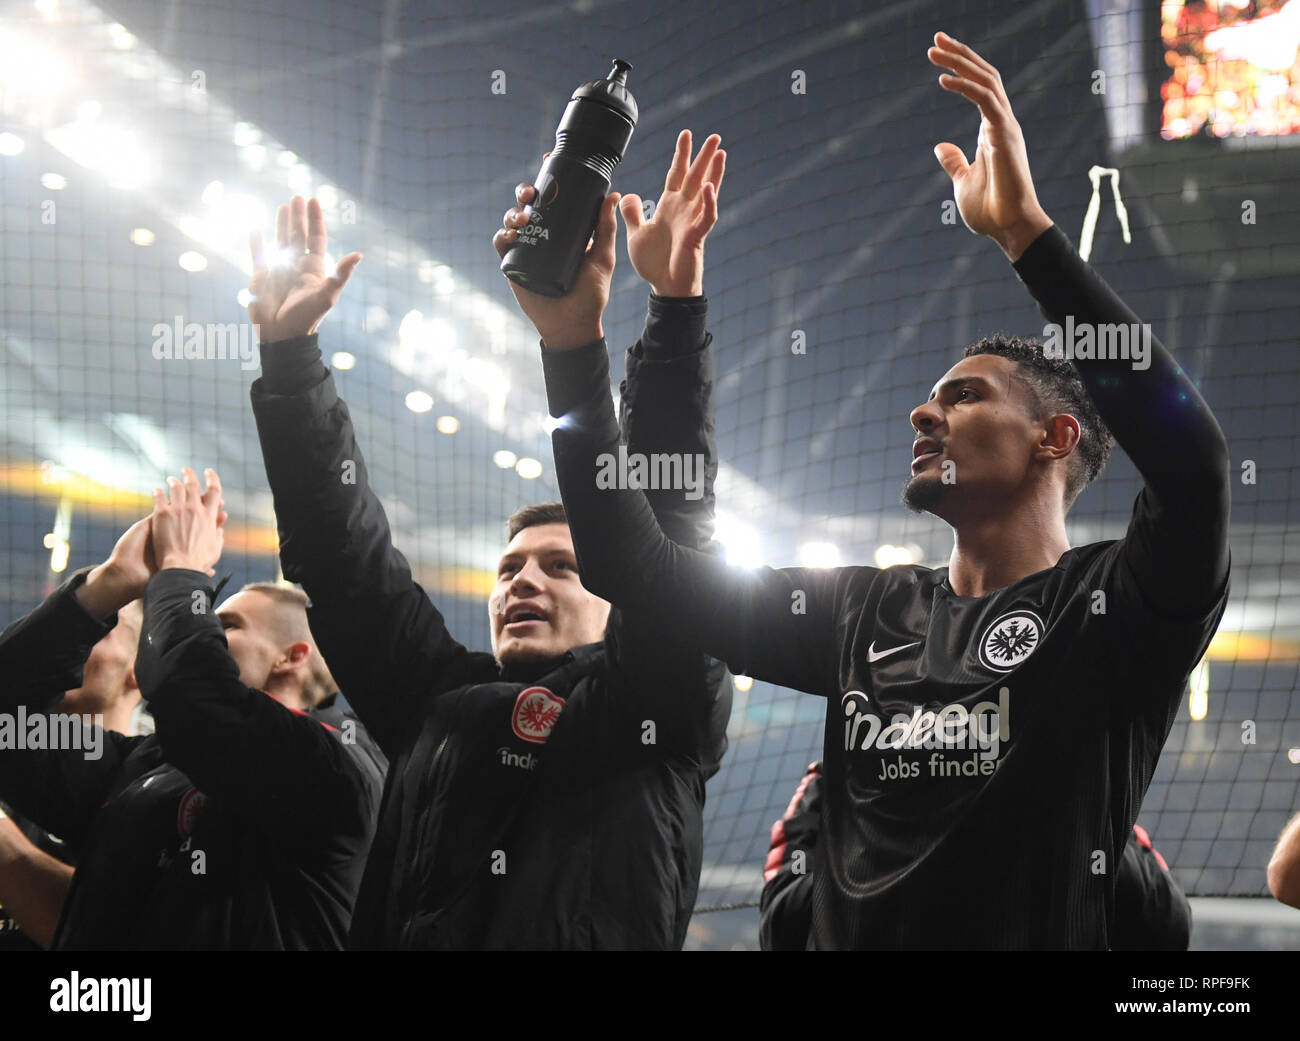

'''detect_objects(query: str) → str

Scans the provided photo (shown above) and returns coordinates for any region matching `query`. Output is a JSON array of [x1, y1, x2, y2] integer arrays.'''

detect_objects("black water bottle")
[[501, 59, 637, 298]]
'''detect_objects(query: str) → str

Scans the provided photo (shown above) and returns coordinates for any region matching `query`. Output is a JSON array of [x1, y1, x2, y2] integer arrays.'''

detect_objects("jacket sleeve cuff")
[[640, 293, 708, 361], [541, 339, 613, 419], [258, 333, 328, 395], [142, 569, 221, 656], [1010, 224, 1076, 295]]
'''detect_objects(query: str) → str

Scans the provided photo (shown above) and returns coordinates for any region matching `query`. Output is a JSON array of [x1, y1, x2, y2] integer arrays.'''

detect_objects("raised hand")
[[494, 185, 620, 351], [78, 515, 157, 617], [928, 32, 1052, 261], [248, 196, 362, 342], [619, 130, 725, 297], [151, 467, 227, 576]]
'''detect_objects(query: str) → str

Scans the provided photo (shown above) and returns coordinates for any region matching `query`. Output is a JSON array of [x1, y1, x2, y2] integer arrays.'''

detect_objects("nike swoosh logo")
[[867, 640, 921, 663]]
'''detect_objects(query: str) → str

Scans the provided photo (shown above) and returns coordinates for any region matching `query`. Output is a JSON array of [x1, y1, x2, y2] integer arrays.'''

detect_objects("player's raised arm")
[[248, 197, 486, 756], [0, 523, 151, 845], [930, 31, 1230, 620], [135, 466, 383, 848], [508, 151, 846, 698]]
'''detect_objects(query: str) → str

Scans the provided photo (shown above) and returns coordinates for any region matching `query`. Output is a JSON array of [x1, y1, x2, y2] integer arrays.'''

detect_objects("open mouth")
[[503, 604, 548, 632]]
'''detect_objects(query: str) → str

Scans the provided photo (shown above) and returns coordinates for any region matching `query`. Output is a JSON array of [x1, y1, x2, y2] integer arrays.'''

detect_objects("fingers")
[[306, 197, 328, 257], [707, 147, 726, 196], [934, 31, 998, 79], [590, 192, 619, 270], [250, 230, 268, 277], [275, 203, 288, 252], [681, 133, 721, 198], [515, 183, 536, 206], [201, 467, 223, 515], [932, 142, 969, 181], [328, 251, 363, 293], [619, 193, 645, 233], [689, 182, 719, 241], [495, 202, 532, 257], [664, 129, 691, 194], [928, 33, 1010, 123], [288, 195, 308, 255]]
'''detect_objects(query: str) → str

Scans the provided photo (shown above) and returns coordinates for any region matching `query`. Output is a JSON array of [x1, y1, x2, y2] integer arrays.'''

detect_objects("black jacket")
[[759, 762, 1192, 950], [249, 295, 730, 950], [0, 568, 386, 949]]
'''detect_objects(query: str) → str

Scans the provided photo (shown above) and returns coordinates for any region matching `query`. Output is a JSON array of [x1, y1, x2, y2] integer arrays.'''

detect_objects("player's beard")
[[900, 472, 949, 515]]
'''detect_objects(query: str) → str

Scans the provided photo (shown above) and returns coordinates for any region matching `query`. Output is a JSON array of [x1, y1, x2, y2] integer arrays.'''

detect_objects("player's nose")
[[909, 399, 942, 433], [509, 559, 546, 594]]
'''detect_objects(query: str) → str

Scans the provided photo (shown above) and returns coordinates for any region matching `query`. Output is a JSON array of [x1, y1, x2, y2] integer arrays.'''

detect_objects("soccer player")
[[760, 762, 1192, 950], [0, 484, 385, 948], [245, 129, 730, 949], [1267, 813, 1300, 908], [0, 601, 144, 950], [541, 34, 1230, 948]]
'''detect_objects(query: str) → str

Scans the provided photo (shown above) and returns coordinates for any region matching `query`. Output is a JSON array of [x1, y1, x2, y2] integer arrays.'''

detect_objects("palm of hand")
[[627, 194, 697, 290], [249, 254, 332, 342], [955, 120, 1028, 237]]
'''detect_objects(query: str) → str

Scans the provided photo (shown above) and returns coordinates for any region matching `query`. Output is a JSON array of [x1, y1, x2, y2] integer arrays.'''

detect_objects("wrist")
[[651, 282, 703, 298], [993, 210, 1053, 262], [540, 324, 604, 352], [77, 563, 137, 618], [157, 555, 206, 574]]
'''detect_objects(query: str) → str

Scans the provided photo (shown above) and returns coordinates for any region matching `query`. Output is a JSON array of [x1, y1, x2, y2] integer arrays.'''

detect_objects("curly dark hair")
[[963, 334, 1114, 505]]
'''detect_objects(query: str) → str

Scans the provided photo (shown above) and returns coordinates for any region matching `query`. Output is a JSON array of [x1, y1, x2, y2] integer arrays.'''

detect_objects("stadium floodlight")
[[436, 416, 459, 435], [330, 351, 356, 371], [514, 457, 543, 480], [874, 543, 916, 568], [798, 541, 841, 568], [404, 390, 434, 414], [493, 450, 517, 470], [715, 513, 761, 569], [0, 131, 24, 155]]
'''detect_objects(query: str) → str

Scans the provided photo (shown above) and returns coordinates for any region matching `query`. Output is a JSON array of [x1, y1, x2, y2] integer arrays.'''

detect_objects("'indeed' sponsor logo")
[[840, 686, 1009, 761]]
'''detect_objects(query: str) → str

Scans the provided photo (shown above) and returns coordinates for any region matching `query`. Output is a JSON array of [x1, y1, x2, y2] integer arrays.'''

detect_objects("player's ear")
[[1039, 413, 1080, 462], [275, 641, 312, 674]]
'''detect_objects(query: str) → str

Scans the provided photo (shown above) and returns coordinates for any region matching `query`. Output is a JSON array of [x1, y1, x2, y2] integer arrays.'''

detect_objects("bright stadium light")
[[177, 250, 207, 272], [232, 121, 260, 148], [733, 675, 754, 692], [436, 415, 459, 435], [714, 513, 761, 569], [40, 171, 67, 189], [798, 541, 841, 568], [201, 179, 224, 206], [515, 457, 543, 480], [330, 351, 356, 371], [46, 120, 153, 189], [493, 450, 517, 469], [874, 543, 917, 568], [107, 22, 136, 50], [1288, 748, 1300, 766], [0, 132, 25, 156], [129, 227, 154, 246], [405, 390, 434, 414]]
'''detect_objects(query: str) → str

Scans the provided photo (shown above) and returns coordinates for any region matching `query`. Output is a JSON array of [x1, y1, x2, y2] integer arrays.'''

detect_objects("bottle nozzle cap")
[[608, 59, 632, 84]]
